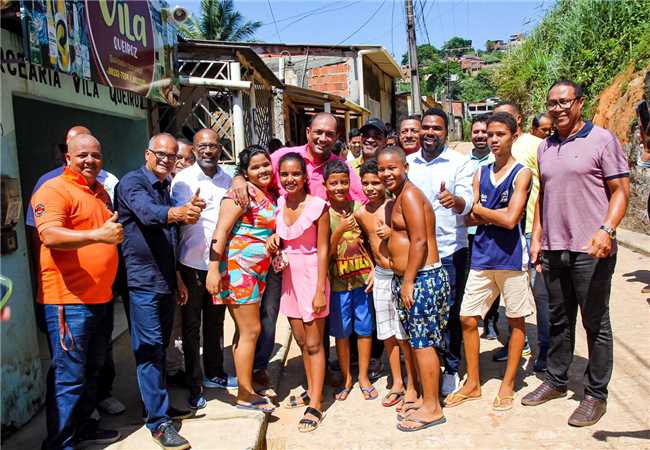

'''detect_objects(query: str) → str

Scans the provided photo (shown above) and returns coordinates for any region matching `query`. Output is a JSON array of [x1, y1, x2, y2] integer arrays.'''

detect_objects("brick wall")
[[308, 63, 350, 97]]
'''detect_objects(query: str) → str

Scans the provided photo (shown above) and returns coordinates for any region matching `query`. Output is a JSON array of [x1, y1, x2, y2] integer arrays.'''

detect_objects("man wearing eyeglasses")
[[115, 133, 205, 450], [522, 80, 630, 428], [171, 129, 236, 409]]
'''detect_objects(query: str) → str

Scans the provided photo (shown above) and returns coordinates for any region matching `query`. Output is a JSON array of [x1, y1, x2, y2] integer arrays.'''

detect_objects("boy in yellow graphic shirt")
[[324, 160, 376, 401]]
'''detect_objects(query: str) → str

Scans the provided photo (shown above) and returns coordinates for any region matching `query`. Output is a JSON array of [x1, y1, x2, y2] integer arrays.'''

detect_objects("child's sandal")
[[298, 407, 323, 433]]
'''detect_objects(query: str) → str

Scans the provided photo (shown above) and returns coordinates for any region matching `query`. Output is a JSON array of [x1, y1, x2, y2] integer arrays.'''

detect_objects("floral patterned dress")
[[214, 183, 276, 305]]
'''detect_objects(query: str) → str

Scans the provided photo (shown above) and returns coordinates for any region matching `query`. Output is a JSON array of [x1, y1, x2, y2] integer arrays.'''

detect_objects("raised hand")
[[96, 211, 124, 244], [437, 180, 456, 209], [376, 218, 391, 240]]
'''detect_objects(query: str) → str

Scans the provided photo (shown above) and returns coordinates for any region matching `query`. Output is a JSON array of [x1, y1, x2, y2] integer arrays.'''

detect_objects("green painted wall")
[[1, 29, 149, 432]]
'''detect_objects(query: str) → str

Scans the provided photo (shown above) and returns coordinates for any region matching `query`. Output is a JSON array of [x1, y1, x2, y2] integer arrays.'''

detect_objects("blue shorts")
[[329, 287, 374, 338], [392, 264, 450, 350]]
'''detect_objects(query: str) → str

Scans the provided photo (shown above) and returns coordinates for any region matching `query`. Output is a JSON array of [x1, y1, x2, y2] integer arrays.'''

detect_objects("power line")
[[337, 0, 387, 45], [280, 1, 362, 33], [418, 0, 432, 47], [391, 0, 395, 57], [258, 2, 341, 28], [266, 0, 282, 42]]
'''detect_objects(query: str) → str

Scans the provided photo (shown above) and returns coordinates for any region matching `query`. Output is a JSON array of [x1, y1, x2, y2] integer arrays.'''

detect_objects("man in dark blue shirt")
[[115, 133, 205, 450]]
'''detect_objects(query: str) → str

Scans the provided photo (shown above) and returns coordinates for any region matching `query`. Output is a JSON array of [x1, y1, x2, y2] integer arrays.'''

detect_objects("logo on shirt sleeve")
[[34, 203, 46, 217]]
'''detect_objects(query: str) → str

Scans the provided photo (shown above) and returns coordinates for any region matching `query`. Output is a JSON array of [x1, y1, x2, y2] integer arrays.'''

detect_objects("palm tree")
[[178, 0, 262, 42]]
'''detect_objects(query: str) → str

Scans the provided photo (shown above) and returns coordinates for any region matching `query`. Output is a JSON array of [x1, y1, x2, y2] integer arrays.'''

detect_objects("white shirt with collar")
[[406, 146, 475, 258], [171, 162, 232, 271]]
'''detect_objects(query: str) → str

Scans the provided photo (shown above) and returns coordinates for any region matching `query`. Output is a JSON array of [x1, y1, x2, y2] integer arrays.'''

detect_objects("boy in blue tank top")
[[445, 112, 534, 412]]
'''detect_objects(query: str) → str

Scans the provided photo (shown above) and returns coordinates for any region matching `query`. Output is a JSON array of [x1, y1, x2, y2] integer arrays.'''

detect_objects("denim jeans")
[[254, 269, 282, 371], [43, 303, 111, 450], [441, 247, 468, 375], [542, 250, 616, 400], [128, 289, 175, 431], [178, 264, 227, 397]]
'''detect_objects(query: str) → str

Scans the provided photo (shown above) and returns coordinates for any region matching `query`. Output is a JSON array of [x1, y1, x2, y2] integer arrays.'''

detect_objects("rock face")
[[593, 66, 650, 233]]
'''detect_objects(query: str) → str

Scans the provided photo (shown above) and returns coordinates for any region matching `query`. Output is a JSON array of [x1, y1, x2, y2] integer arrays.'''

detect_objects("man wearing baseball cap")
[[351, 117, 387, 174]]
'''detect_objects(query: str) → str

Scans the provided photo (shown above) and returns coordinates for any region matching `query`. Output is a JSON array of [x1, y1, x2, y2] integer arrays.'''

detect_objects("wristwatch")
[[599, 225, 616, 239]]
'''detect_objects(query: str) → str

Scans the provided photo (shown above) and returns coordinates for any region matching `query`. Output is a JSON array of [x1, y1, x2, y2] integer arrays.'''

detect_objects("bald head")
[[193, 128, 222, 175], [193, 128, 219, 145], [66, 134, 102, 185], [68, 134, 101, 153], [149, 132, 178, 151], [66, 126, 91, 144]]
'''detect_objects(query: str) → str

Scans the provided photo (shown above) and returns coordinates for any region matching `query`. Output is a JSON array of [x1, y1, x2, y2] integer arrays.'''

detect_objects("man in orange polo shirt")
[[32, 134, 123, 450]]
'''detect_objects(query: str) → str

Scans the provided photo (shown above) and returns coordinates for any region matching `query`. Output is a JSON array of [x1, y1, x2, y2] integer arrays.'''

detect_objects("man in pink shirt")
[[230, 112, 364, 392]]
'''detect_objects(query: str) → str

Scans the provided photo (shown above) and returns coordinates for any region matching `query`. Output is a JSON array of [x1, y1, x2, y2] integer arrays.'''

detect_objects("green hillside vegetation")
[[402, 40, 499, 103], [493, 0, 650, 117]]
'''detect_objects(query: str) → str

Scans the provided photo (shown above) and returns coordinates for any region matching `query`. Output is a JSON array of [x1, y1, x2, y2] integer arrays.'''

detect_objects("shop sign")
[[20, 0, 178, 105]]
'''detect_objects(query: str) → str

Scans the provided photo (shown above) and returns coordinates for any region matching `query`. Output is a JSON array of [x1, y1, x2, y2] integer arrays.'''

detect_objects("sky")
[[175, 0, 556, 61]]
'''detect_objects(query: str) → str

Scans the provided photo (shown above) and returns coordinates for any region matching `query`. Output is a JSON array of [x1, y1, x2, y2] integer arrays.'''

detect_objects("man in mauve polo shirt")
[[115, 133, 204, 450], [522, 80, 630, 428], [230, 112, 365, 390], [32, 134, 123, 450]]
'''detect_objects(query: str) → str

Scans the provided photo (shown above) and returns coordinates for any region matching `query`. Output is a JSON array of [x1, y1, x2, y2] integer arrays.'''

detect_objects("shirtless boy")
[[376, 146, 450, 432], [355, 159, 418, 410]]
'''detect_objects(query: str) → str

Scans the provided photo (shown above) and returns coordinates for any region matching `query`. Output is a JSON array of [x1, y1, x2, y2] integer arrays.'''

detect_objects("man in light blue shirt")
[[406, 108, 475, 397]]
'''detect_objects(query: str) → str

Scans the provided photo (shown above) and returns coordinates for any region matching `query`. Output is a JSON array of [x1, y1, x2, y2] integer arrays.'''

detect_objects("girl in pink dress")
[[269, 152, 330, 432]]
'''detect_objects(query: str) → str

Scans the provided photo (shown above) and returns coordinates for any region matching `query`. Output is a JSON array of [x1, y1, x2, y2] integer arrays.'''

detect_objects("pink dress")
[[277, 195, 330, 322]]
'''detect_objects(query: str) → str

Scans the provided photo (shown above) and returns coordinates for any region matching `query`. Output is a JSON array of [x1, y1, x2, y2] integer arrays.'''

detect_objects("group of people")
[[30, 78, 630, 450]]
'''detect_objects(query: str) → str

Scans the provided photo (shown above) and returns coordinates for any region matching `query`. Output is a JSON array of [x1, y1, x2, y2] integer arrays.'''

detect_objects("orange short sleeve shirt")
[[32, 168, 118, 304]]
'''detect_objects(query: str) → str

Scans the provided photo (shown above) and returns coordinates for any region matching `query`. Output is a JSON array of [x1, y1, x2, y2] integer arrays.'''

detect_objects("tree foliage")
[[177, 0, 262, 42], [493, 0, 650, 117], [441, 36, 474, 57]]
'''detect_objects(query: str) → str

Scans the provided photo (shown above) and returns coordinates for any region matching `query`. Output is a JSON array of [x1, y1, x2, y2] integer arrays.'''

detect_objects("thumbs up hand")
[[190, 187, 206, 210], [437, 180, 456, 209], [96, 211, 124, 244], [375, 218, 391, 240]]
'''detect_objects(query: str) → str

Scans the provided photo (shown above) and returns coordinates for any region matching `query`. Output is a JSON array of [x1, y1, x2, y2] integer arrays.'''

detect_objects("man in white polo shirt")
[[171, 128, 235, 410], [406, 108, 475, 396]]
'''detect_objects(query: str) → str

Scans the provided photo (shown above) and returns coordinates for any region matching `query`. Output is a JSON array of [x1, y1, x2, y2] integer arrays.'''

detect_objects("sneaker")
[[97, 396, 126, 415], [168, 406, 194, 420], [368, 358, 384, 382], [522, 341, 532, 356], [188, 393, 207, 410], [76, 427, 121, 448], [484, 321, 498, 340], [151, 422, 190, 450], [203, 374, 238, 390], [441, 372, 460, 396]]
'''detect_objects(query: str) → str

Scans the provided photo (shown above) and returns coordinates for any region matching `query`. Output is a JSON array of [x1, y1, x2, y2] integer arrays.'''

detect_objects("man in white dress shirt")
[[171, 128, 235, 409]]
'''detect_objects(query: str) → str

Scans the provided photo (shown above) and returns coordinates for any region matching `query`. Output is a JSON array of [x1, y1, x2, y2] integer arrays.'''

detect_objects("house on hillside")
[[234, 42, 402, 143], [508, 33, 525, 49], [459, 55, 486, 75]]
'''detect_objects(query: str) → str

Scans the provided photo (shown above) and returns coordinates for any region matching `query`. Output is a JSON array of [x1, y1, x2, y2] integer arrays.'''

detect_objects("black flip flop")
[[298, 407, 323, 433]]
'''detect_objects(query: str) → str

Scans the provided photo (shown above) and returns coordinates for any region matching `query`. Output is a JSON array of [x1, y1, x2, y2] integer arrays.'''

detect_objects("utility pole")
[[405, 0, 421, 116]]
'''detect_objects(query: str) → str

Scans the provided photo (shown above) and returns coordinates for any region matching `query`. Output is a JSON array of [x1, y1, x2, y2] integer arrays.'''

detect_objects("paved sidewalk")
[[5, 309, 292, 450], [266, 245, 650, 449]]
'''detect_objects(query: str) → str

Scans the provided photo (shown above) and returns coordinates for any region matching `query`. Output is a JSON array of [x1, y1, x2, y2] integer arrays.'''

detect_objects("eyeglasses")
[[196, 143, 220, 151], [546, 97, 580, 111], [148, 149, 177, 162]]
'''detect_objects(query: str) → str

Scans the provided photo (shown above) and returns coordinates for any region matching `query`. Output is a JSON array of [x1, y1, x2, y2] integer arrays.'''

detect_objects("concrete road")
[[265, 245, 650, 450]]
